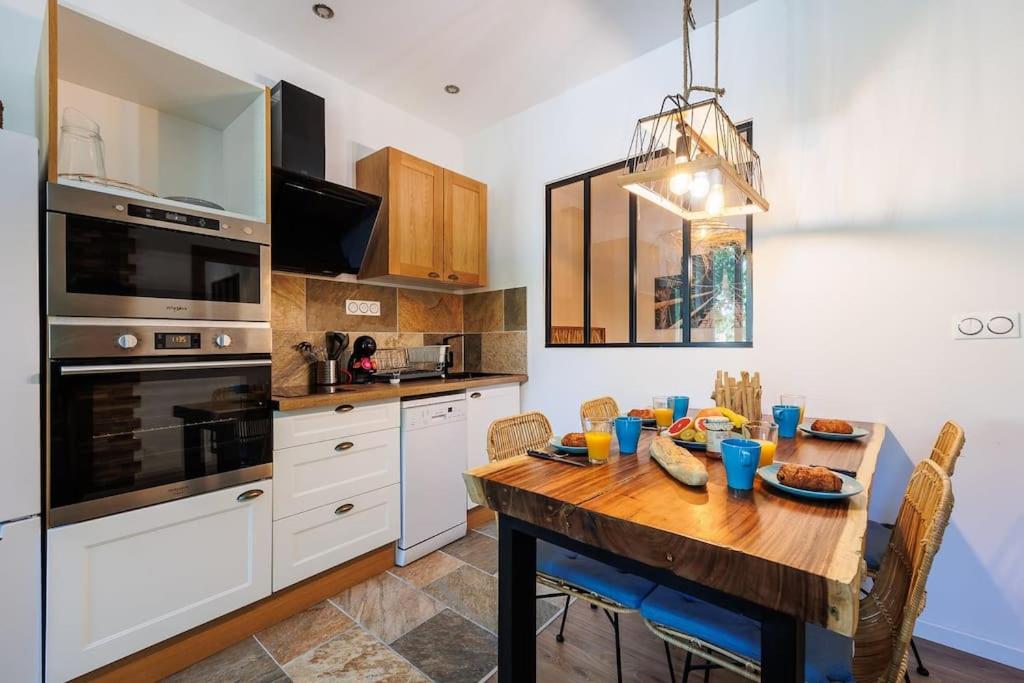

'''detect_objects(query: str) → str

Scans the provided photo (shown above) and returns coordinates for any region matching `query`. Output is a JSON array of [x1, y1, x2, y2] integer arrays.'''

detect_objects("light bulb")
[[668, 171, 691, 195], [706, 183, 725, 216], [690, 172, 710, 198]]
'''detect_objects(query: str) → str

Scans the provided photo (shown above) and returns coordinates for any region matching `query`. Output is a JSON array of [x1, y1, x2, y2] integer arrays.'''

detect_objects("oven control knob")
[[117, 334, 138, 350], [214, 333, 232, 348]]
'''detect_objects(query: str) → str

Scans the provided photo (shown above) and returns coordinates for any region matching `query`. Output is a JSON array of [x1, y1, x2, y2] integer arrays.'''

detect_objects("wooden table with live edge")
[[463, 422, 884, 683]]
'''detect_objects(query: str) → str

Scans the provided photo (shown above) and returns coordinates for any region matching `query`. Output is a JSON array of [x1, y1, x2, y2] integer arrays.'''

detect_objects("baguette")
[[649, 437, 708, 487]]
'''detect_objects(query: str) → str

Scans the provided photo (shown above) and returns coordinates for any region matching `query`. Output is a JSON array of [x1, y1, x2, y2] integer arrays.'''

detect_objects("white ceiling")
[[183, 0, 757, 134]]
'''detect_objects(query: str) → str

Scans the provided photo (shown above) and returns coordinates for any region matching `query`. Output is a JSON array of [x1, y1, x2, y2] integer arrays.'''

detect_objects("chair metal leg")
[[911, 637, 930, 676], [682, 651, 693, 683], [904, 671, 911, 683], [603, 609, 623, 683], [555, 594, 571, 643], [663, 641, 676, 683]]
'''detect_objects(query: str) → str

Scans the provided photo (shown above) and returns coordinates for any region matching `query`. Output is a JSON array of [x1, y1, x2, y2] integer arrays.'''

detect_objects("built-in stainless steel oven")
[[46, 183, 270, 321], [46, 320, 273, 526]]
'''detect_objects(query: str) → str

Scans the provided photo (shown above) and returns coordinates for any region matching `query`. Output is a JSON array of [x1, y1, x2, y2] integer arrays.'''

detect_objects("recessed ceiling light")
[[312, 3, 334, 19], [444, 84, 461, 95]]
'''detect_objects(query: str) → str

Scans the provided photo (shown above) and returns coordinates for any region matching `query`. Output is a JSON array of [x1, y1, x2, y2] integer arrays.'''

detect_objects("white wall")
[[466, 0, 1024, 668], [0, 0, 465, 181]]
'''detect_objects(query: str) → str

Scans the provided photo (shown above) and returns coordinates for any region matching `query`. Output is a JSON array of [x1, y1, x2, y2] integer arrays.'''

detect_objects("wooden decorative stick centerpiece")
[[712, 370, 762, 421]]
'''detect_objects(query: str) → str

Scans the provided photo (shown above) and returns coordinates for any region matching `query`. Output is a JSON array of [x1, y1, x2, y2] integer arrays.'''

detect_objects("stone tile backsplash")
[[271, 275, 528, 388]]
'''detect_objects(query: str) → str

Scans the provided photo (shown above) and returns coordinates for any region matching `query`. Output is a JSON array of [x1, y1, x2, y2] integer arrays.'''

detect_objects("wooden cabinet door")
[[442, 170, 487, 286], [46, 483, 272, 682], [389, 150, 444, 280], [465, 383, 520, 508]]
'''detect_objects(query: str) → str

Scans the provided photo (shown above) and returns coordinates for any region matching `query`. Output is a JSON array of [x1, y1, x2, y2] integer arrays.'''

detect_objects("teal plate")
[[549, 435, 589, 455], [798, 423, 869, 441], [670, 437, 706, 451], [757, 463, 864, 500]]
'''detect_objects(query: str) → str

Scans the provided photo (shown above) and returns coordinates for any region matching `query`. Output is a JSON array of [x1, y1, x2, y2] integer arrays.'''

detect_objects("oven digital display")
[[127, 204, 220, 230], [155, 332, 201, 349]]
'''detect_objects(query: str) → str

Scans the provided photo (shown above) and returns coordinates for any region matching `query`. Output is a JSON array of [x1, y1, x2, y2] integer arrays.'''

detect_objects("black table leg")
[[498, 514, 537, 682], [760, 609, 804, 683]]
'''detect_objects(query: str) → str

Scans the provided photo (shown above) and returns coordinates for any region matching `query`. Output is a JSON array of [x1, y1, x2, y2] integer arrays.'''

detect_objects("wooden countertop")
[[272, 374, 528, 411], [464, 421, 884, 636]]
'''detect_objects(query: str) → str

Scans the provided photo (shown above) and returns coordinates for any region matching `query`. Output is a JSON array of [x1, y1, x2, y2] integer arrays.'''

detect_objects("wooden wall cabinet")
[[357, 147, 487, 288]]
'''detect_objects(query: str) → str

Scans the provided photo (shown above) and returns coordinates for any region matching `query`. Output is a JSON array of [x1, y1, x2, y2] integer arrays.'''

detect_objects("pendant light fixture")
[[618, 0, 767, 220]]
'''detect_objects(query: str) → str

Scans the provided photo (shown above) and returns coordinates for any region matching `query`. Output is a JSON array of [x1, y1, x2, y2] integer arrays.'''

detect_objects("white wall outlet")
[[953, 311, 1019, 340], [346, 299, 381, 316]]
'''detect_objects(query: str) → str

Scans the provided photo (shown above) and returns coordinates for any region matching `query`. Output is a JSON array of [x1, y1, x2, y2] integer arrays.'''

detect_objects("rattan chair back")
[[854, 459, 954, 682], [580, 396, 621, 428], [929, 421, 965, 476], [486, 411, 554, 463]]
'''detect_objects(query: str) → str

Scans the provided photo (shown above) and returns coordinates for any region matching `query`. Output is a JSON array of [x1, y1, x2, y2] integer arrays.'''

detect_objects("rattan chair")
[[580, 396, 621, 428], [486, 412, 656, 683], [644, 459, 954, 683], [864, 421, 964, 675]]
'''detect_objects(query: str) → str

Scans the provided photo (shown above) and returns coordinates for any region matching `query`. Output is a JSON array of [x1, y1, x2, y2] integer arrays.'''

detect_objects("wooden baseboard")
[[75, 543, 396, 683], [467, 504, 495, 530]]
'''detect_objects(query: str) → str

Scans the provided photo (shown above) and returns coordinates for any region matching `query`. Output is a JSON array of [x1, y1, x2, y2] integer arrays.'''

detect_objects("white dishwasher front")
[[397, 393, 468, 565]]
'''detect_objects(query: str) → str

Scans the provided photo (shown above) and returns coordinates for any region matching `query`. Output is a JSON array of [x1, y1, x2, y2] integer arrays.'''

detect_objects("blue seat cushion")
[[865, 520, 891, 572], [640, 587, 854, 683], [536, 541, 656, 609]]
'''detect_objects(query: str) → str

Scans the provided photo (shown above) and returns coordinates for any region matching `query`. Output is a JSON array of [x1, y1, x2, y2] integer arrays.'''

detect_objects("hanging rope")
[[681, 0, 725, 102]]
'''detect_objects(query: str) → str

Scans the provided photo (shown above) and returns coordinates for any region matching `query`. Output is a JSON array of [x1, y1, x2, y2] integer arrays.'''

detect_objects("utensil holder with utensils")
[[315, 360, 339, 385]]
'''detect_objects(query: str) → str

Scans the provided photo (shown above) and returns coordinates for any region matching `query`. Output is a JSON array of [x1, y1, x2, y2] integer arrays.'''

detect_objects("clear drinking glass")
[[779, 393, 806, 425], [583, 417, 613, 464], [653, 396, 672, 432], [743, 420, 778, 466], [58, 108, 106, 179]]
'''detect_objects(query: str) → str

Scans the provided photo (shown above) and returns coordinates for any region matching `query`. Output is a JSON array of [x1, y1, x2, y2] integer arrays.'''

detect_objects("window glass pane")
[[636, 197, 685, 343], [589, 168, 630, 343], [549, 181, 585, 344], [689, 216, 749, 343]]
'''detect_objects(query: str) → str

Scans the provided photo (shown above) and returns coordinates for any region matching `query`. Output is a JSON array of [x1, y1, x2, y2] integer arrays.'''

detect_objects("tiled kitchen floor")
[[165, 520, 560, 683]]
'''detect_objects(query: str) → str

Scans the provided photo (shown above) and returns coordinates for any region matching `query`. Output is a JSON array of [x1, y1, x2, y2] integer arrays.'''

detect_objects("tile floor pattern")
[[164, 525, 560, 683]]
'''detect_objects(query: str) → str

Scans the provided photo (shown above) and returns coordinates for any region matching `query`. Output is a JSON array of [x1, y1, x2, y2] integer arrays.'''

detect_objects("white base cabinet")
[[465, 383, 521, 508], [46, 482, 272, 682], [272, 483, 399, 591], [0, 516, 41, 683]]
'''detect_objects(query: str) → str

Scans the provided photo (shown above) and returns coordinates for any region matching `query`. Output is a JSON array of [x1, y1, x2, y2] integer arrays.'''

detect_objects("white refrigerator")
[[0, 129, 43, 683]]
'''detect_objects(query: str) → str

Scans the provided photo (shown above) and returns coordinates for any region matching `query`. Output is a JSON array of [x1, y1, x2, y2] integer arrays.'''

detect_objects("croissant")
[[776, 463, 842, 492]]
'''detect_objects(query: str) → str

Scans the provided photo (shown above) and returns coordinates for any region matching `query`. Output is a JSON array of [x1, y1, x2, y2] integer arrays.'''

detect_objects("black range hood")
[[270, 81, 381, 277]]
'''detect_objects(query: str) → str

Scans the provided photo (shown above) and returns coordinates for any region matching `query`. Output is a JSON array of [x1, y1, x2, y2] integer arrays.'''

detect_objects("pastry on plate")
[[810, 418, 854, 434], [776, 463, 842, 492], [628, 408, 655, 420], [560, 432, 587, 448]]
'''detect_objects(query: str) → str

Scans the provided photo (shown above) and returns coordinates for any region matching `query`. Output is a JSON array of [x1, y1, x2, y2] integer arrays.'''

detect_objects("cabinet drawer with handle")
[[274, 398, 400, 450], [272, 483, 399, 591], [273, 427, 400, 520]]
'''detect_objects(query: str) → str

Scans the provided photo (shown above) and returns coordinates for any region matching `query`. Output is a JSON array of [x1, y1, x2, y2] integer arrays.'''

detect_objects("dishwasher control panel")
[[402, 399, 466, 430]]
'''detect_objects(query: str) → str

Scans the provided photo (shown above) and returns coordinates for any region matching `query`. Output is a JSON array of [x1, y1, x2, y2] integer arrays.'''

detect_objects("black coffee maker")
[[346, 335, 377, 384]]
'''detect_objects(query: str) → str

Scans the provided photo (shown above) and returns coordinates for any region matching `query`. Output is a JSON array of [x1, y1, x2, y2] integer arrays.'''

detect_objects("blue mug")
[[614, 416, 642, 455], [772, 405, 801, 438], [670, 396, 690, 421], [721, 438, 761, 490]]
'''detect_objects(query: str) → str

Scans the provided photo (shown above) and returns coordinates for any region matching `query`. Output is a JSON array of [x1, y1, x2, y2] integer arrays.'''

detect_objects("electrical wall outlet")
[[953, 311, 1019, 339], [346, 299, 381, 316]]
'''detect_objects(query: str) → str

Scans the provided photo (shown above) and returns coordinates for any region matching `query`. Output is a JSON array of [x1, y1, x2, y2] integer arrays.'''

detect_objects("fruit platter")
[[665, 407, 748, 451]]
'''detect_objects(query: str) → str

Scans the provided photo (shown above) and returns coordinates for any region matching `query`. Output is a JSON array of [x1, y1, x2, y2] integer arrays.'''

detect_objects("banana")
[[718, 407, 749, 428]]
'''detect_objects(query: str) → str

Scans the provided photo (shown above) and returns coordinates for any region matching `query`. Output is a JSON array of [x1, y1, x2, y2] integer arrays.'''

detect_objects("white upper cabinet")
[[47, 4, 268, 221]]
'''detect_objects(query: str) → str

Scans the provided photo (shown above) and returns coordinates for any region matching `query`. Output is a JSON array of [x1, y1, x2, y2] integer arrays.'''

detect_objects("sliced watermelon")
[[666, 417, 693, 437]]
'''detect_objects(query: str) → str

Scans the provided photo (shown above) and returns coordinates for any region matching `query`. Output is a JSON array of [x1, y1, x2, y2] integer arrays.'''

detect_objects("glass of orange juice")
[[653, 396, 673, 433], [584, 417, 613, 464], [743, 421, 778, 467], [780, 394, 806, 425]]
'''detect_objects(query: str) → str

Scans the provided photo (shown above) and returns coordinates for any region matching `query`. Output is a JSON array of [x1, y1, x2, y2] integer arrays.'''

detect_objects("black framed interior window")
[[545, 123, 754, 348]]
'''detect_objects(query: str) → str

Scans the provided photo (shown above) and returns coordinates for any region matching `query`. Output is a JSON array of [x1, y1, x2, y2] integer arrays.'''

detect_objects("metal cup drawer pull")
[[236, 489, 264, 502], [335, 503, 355, 515], [334, 404, 355, 414], [334, 441, 355, 452], [470, 392, 482, 399]]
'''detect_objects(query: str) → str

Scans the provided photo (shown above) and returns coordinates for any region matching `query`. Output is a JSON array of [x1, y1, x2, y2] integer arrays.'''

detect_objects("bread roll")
[[776, 463, 842, 492], [650, 437, 708, 487]]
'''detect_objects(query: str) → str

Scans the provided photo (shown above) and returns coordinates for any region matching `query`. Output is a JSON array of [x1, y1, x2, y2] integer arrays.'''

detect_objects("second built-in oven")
[[46, 183, 270, 321], [47, 321, 273, 526]]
